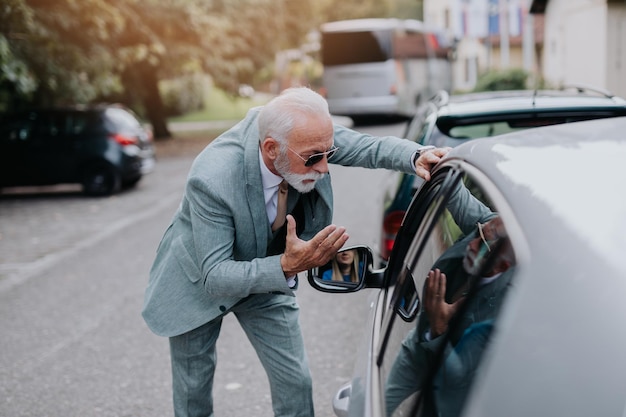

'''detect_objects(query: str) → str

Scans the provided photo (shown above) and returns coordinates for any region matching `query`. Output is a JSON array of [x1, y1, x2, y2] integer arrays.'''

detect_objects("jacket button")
[[219, 305, 226, 312]]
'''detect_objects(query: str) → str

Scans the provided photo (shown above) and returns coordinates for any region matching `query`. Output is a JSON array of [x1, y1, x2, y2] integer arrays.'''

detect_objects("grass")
[[168, 88, 272, 123], [155, 128, 225, 157], [158, 87, 274, 155], [155, 87, 270, 154]]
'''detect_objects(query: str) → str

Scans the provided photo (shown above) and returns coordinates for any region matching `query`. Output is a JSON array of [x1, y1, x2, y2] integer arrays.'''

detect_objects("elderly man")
[[142, 87, 448, 417]]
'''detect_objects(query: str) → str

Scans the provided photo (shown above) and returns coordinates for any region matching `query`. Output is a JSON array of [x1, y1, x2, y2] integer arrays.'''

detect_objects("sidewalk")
[[168, 120, 239, 132], [168, 114, 353, 133]]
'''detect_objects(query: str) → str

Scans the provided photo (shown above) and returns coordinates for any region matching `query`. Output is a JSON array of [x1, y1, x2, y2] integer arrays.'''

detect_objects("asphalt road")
[[0, 120, 406, 417]]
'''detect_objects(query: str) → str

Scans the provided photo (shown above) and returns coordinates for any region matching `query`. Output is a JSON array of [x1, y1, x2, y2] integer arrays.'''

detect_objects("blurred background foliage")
[[0, 0, 423, 138], [472, 68, 530, 92]]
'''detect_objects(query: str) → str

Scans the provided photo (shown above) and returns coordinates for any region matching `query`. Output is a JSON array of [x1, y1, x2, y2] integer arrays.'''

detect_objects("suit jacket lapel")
[[242, 114, 269, 258], [314, 175, 333, 214]]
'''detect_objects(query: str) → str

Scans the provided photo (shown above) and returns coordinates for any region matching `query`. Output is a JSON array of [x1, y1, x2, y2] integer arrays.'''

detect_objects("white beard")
[[274, 150, 324, 193]]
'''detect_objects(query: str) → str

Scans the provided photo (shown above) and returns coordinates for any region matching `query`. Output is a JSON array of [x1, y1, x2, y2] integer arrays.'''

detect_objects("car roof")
[[320, 18, 426, 33], [433, 89, 626, 121], [440, 116, 626, 416], [445, 116, 626, 267]]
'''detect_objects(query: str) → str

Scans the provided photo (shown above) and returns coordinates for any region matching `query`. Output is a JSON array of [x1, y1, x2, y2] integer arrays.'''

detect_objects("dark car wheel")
[[82, 164, 121, 196], [122, 175, 142, 189]]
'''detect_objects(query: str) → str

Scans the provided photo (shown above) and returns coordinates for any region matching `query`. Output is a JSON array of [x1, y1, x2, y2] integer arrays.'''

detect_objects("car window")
[[416, 112, 442, 146], [66, 112, 97, 135], [1, 112, 38, 142], [448, 122, 524, 139], [105, 107, 141, 131], [379, 171, 517, 417], [404, 105, 433, 143], [2, 111, 67, 143]]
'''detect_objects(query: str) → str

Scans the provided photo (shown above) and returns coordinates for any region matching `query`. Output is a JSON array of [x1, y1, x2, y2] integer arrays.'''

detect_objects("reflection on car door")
[[377, 169, 518, 417]]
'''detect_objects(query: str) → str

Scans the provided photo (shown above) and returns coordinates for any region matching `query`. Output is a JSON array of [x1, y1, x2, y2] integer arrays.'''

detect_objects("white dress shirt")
[[259, 149, 297, 288], [259, 149, 285, 224]]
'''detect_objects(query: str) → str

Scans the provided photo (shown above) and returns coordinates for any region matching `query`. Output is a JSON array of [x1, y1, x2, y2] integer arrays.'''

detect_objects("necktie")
[[271, 180, 288, 231]]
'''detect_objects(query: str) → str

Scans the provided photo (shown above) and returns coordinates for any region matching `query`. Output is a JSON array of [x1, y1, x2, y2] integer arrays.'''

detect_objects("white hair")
[[258, 87, 331, 147]]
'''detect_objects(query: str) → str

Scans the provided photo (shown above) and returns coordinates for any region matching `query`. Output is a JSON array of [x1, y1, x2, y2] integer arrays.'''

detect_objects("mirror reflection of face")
[[463, 217, 510, 277], [320, 248, 362, 283], [336, 249, 355, 266]]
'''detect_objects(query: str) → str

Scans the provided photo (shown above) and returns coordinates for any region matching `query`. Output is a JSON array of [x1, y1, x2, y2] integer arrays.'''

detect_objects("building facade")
[[531, 0, 626, 98], [424, 0, 540, 91]]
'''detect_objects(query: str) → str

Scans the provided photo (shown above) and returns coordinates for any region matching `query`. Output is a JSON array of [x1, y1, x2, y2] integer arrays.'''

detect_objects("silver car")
[[309, 116, 626, 417]]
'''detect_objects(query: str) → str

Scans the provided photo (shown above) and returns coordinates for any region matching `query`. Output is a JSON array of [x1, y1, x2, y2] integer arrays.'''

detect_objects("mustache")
[[299, 172, 324, 181]]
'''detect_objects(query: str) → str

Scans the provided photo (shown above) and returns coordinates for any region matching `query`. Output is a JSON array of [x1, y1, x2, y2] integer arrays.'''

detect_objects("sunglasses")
[[288, 145, 339, 167]]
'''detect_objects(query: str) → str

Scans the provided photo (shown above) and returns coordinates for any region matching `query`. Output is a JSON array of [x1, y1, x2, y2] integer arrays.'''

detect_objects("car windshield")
[[447, 122, 525, 139], [429, 114, 624, 148], [407, 90, 626, 149]]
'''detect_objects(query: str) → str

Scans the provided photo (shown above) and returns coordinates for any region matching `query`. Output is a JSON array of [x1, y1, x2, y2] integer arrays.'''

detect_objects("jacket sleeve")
[[446, 181, 497, 235], [331, 123, 422, 174], [183, 172, 296, 298]]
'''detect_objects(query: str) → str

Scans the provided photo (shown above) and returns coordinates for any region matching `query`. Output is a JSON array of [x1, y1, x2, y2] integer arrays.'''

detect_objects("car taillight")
[[391, 61, 406, 95], [110, 133, 138, 146], [427, 33, 440, 50], [381, 210, 406, 261]]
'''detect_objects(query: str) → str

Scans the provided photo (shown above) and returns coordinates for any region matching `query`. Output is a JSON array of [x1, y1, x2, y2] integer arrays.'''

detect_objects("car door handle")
[[332, 382, 351, 417]]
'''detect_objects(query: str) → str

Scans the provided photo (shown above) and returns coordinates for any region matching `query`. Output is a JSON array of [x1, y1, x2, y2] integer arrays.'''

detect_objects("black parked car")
[[309, 116, 626, 417], [380, 86, 626, 262], [0, 104, 155, 196]]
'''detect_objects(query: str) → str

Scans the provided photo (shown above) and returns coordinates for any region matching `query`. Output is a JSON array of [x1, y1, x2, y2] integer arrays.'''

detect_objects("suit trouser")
[[169, 293, 314, 417]]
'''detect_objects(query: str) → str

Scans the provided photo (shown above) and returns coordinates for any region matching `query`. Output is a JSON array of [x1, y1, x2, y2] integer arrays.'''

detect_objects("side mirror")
[[308, 246, 384, 293]]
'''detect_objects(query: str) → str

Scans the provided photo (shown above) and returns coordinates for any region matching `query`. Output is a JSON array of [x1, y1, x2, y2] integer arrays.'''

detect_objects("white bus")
[[320, 18, 453, 120]]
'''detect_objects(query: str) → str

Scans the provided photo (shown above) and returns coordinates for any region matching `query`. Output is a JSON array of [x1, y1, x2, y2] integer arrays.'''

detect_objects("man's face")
[[274, 114, 334, 193], [462, 217, 511, 277]]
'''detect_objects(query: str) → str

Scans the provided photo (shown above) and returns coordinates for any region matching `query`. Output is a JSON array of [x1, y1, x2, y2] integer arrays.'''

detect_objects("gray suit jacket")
[[142, 107, 422, 337]]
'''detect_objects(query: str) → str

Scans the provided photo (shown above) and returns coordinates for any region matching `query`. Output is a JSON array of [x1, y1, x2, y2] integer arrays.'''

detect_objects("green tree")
[[1, 0, 317, 138], [311, 0, 423, 25], [0, 0, 37, 109], [314, 0, 391, 23], [391, 0, 424, 20], [473, 69, 530, 92], [1, 0, 427, 137]]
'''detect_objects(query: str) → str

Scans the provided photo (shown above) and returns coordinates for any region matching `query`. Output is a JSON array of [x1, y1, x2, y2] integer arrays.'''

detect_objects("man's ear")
[[261, 137, 280, 160], [494, 258, 512, 275]]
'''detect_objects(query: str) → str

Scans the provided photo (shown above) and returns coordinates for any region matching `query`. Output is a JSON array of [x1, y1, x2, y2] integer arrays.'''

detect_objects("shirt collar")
[[259, 148, 283, 191], [480, 272, 502, 286]]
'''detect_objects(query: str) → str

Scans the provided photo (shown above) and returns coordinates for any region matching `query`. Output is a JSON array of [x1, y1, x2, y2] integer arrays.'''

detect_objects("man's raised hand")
[[280, 215, 349, 277]]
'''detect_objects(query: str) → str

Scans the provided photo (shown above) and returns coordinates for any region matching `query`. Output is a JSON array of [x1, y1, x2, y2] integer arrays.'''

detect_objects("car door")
[[26, 110, 78, 184], [0, 111, 37, 186], [375, 164, 519, 417]]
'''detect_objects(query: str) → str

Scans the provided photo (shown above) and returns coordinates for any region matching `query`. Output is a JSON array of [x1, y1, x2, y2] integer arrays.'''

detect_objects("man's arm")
[[413, 147, 450, 181], [447, 181, 497, 235], [331, 124, 449, 180]]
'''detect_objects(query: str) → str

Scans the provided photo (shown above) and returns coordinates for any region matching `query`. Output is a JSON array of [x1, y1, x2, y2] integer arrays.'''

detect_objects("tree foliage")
[[1, 0, 318, 137], [0, 0, 422, 138], [313, 0, 390, 23], [473, 68, 530, 92]]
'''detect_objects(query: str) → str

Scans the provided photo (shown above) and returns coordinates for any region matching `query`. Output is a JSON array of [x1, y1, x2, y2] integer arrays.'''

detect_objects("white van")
[[320, 18, 453, 120]]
